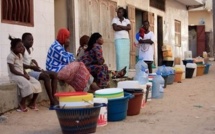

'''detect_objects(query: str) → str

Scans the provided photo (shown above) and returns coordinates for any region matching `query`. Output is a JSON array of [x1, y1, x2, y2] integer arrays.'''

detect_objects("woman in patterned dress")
[[79, 33, 109, 88]]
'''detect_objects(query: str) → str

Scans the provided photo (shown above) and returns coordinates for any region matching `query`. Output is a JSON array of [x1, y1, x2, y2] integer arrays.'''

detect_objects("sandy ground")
[[0, 62, 215, 134]]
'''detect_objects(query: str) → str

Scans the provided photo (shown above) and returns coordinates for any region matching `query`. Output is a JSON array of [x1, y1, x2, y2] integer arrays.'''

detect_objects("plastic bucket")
[[53, 103, 102, 134], [108, 92, 133, 121], [55, 92, 93, 109], [95, 88, 124, 99], [167, 74, 175, 85], [123, 90, 143, 116], [174, 71, 183, 82], [93, 98, 108, 127], [162, 61, 174, 67], [182, 60, 193, 66], [204, 64, 211, 74], [197, 65, 205, 76], [186, 68, 195, 78], [174, 57, 181, 65]]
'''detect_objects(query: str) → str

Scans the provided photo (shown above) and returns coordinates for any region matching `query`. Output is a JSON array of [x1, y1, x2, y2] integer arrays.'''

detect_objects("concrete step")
[[0, 77, 75, 114]]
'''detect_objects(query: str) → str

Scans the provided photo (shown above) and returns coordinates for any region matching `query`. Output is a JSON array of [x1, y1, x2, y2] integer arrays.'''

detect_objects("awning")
[[176, 0, 203, 6]]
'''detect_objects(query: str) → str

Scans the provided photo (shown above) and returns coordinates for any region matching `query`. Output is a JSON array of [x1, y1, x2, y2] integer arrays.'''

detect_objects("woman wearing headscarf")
[[112, 7, 131, 76], [46, 28, 99, 92], [46, 28, 75, 72], [79, 33, 109, 88]]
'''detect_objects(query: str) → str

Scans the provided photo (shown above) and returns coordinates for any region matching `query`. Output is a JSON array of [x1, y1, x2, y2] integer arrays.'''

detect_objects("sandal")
[[17, 104, 28, 112], [28, 105, 39, 111]]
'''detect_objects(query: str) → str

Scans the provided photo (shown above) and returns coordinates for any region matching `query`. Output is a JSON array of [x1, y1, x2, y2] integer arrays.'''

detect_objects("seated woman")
[[46, 28, 99, 92], [76, 35, 90, 60], [46, 28, 75, 72], [79, 33, 109, 89]]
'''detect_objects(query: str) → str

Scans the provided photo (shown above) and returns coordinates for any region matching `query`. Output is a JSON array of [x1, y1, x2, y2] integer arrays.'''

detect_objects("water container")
[[174, 65, 186, 79], [156, 66, 170, 88], [204, 64, 211, 74], [134, 60, 149, 84], [166, 67, 175, 84], [135, 59, 148, 74], [152, 74, 164, 99], [93, 98, 108, 127], [203, 51, 208, 58], [182, 60, 194, 66], [184, 51, 192, 60], [186, 63, 196, 78], [186, 63, 197, 77], [156, 65, 170, 76], [174, 57, 181, 65]]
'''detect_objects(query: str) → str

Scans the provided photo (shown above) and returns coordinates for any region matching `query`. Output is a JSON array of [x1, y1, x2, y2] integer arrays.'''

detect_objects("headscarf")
[[86, 33, 102, 51], [57, 28, 70, 45]]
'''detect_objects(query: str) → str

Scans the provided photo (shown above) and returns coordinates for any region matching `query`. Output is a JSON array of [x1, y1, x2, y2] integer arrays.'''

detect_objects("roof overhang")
[[176, 0, 203, 6]]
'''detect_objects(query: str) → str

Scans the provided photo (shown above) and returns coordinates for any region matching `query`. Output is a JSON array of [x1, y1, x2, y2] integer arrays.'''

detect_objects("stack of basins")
[[95, 88, 133, 121], [54, 92, 102, 134]]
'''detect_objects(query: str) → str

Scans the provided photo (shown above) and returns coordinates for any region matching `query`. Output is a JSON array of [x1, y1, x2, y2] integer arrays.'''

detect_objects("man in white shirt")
[[138, 20, 155, 73]]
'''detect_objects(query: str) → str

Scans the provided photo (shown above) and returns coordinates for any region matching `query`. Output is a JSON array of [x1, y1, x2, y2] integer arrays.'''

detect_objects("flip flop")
[[17, 108, 28, 112], [17, 104, 28, 112], [28, 105, 39, 111]]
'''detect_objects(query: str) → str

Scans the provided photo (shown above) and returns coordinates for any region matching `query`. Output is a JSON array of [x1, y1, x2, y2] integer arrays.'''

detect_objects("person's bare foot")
[[88, 82, 100, 93], [111, 66, 127, 79]]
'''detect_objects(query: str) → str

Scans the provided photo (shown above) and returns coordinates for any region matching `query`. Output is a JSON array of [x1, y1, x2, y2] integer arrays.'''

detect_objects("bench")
[[0, 77, 74, 114]]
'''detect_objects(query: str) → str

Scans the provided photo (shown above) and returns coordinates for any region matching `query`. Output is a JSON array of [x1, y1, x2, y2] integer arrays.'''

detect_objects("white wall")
[[114, 0, 149, 11], [0, 0, 55, 77], [165, 0, 189, 58], [54, 0, 67, 37], [149, 0, 189, 60], [189, 10, 212, 32]]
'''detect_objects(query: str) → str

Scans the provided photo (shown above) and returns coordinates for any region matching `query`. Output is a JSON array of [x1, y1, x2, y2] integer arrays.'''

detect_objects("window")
[[150, 0, 165, 11], [1, 0, 34, 26], [175, 20, 181, 47]]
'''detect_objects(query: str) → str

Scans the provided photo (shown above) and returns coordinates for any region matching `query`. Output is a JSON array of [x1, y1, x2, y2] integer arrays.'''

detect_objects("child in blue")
[[7, 35, 42, 112]]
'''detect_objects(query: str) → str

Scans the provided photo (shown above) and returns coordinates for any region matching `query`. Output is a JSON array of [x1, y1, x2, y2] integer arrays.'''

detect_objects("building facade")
[[0, 0, 203, 77], [0, 0, 55, 77]]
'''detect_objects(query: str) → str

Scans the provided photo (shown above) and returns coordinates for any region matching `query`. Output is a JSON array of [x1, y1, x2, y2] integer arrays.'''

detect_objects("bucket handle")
[[126, 93, 134, 99]]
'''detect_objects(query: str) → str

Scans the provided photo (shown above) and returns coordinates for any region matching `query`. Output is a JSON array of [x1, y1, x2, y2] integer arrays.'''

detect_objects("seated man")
[[22, 33, 58, 109]]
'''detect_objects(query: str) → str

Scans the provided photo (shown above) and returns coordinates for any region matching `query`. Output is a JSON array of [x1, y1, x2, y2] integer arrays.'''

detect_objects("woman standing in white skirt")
[[112, 7, 131, 76]]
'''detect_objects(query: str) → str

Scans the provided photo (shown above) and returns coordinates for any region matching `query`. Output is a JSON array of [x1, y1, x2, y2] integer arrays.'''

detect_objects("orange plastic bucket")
[[174, 71, 183, 82], [127, 92, 143, 116], [197, 65, 205, 76]]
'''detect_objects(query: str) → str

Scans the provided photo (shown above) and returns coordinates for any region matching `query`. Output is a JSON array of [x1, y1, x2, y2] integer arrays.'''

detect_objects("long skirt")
[[115, 39, 130, 75], [87, 64, 109, 88], [10, 76, 42, 97]]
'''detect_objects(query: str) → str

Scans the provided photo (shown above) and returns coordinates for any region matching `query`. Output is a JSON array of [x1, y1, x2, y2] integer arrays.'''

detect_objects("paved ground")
[[0, 62, 215, 134]]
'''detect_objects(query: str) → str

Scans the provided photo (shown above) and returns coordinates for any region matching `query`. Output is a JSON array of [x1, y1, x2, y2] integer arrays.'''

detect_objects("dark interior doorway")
[[157, 16, 163, 66]]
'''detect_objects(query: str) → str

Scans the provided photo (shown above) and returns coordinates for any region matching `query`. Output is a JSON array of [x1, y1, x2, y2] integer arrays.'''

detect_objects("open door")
[[142, 12, 154, 32], [196, 25, 206, 56], [157, 16, 163, 66], [127, 5, 136, 69]]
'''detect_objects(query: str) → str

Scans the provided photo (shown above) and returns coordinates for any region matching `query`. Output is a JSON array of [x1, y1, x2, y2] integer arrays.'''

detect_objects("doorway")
[[157, 16, 163, 66]]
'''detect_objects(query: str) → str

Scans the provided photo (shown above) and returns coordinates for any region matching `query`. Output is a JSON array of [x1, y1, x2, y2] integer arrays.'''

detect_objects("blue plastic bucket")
[[108, 92, 133, 121], [204, 64, 211, 74], [53, 103, 102, 134]]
